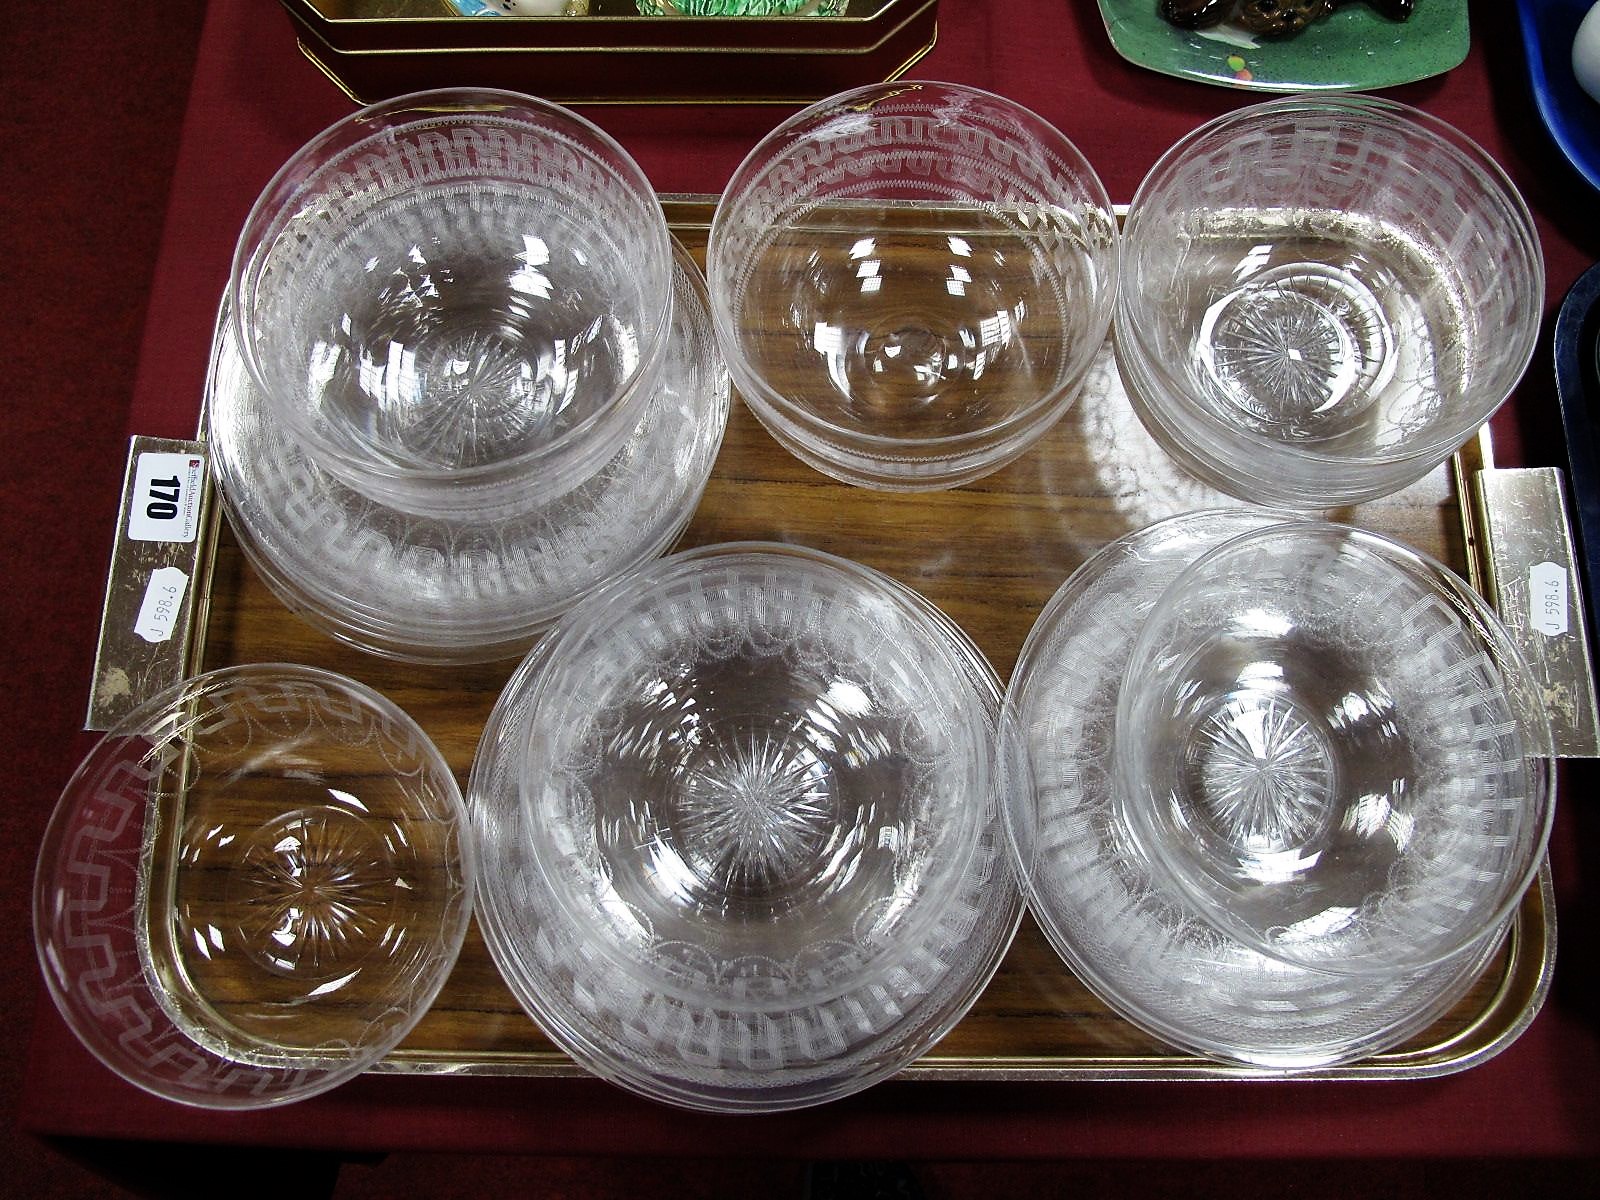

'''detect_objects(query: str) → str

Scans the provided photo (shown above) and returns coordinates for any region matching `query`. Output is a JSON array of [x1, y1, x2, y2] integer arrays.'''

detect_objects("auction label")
[[127, 451, 205, 543], [135, 567, 189, 644], [1530, 560, 1570, 637]]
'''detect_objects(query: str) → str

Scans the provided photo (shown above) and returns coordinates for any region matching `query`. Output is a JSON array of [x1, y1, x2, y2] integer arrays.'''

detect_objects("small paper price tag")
[[1529, 561, 1570, 638], [134, 567, 190, 644], [127, 451, 205, 543]]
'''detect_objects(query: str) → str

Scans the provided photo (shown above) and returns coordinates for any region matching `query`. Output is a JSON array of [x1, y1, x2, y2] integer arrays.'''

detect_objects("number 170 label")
[[127, 452, 204, 543]]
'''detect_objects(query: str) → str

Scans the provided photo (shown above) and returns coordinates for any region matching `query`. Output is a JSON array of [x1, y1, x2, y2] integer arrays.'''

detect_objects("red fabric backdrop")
[[12, 0, 1600, 1166]]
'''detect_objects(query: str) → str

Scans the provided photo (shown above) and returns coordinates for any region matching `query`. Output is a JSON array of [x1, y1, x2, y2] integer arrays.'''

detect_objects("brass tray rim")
[[292, 17, 935, 58], [291, 1, 937, 58], [292, 19, 939, 106], [357, 867, 1556, 1082], [290, 0, 924, 31]]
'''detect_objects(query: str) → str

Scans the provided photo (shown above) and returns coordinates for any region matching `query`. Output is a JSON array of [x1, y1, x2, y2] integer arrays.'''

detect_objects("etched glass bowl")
[[33, 665, 474, 1108], [209, 237, 729, 664], [1114, 520, 1554, 977], [1116, 95, 1542, 507], [708, 81, 1119, 490], [471, 543, 1022, 1110], [1002, 512, 1516, 1069], [230, 88, 673, 518]]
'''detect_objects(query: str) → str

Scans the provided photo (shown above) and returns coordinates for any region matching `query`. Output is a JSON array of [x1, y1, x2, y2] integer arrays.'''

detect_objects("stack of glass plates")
[[207, 239, 729, 663], [471, 543, 1023, 1111], [1002, 511, 1515, 1069]]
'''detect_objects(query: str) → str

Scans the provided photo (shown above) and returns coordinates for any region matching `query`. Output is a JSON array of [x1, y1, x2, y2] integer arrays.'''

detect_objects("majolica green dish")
[[1097, 0, 1469, 92]]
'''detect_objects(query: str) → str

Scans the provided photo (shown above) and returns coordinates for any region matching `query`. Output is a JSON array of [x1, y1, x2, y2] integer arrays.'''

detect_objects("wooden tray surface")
[[190, 198, 1552, 1081]]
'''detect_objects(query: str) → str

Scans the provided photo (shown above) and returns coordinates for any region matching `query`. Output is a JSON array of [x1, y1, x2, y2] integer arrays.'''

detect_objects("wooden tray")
[[183, 196, 1554, 1082]]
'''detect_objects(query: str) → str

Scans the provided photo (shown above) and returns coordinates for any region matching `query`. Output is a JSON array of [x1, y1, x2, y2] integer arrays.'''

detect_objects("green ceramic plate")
[[1097, 1, 1470, 92]]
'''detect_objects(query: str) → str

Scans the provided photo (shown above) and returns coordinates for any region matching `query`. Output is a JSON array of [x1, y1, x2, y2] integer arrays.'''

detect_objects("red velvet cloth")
[[20, 0, 1600, 1160]]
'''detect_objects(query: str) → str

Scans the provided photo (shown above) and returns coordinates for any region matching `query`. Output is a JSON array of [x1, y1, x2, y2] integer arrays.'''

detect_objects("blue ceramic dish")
[[1517, 0, 1600, 193]]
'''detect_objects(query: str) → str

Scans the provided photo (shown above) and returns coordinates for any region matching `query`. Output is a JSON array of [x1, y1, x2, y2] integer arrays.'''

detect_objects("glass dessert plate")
[[206, 237, 729, 664], [34, 664, 474, 1108], [707, 81, 1118, 491], [1002, 510, 1507, 1069], [1114, 95, 1541, 508], [229, 88, 675, 519], [1114, 521, 1553, 979], [470, 542, 1023, 1111]]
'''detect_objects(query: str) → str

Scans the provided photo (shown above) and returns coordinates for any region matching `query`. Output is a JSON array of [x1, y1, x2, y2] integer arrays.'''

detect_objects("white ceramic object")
[[1574, 2, 1600, 104]]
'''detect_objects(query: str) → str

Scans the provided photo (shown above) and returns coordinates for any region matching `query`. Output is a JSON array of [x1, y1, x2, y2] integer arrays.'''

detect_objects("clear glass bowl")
[[470, 543, 1022, 1111], [708, 81, 1119, 491], [1003, 512, 1518, 1069], [1114, 520, 1554, 978], [1116, 95, 1542, 508], [230, 88, 673, 519], [33, 665, 474, 1108], [210, 236, 728, 664]]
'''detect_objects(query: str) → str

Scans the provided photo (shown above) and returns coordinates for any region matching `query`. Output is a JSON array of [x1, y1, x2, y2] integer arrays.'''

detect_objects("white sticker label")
[[127, 451, 204, 543], [135, 567, 189, 644], [1529, 561, 1569, 637]]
